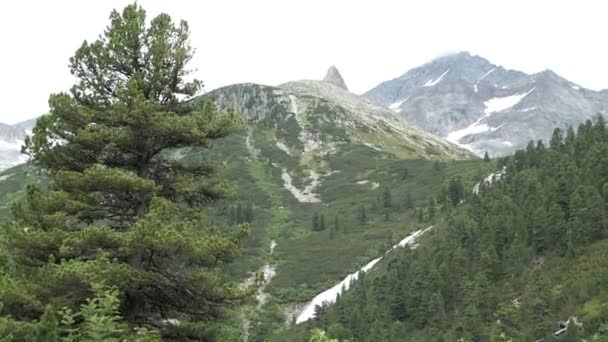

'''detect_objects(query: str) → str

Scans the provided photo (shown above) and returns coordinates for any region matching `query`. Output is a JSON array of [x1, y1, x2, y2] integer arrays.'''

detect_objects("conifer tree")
[[358, 206, 367, 226], [2, 4, 246, 338], [404, 192, 414, 209], [33, 306, 59, 342], [313, 212, 320, 231], [383, 187, 392, 208]]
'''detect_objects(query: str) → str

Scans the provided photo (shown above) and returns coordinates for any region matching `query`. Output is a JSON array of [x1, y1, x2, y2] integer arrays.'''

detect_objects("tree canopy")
[[1, 3, 247, 339]]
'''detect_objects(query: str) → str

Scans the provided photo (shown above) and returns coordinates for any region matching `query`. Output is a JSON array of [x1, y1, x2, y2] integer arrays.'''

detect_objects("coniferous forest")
[[279, 120, 608, 341], [1, 3, 608, 342]]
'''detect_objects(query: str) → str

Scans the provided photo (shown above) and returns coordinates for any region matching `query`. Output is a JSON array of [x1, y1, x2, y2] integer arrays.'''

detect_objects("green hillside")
[[279, 119, 608, 341]]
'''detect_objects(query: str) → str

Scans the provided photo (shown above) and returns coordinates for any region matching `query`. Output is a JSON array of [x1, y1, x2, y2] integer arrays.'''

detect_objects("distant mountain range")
[[365, 51, 608, 156], [0, 119, 36, 171], [4, 53, 605, 166]]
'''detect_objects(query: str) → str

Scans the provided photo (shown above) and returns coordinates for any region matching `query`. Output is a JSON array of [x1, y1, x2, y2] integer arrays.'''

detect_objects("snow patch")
[[446, 123, 495, 144], [356, 180, 369, 185], [448, 87, 535, 146], [570, 84, 580, 90], [423, 69, 450, 87], [474, 67, 497, 92], [484, 87, 535, 114], [388, 97, 409, 111], [295, 227, 433, 324], [0, 173, 15, 182], [518, 106, 536, 112]]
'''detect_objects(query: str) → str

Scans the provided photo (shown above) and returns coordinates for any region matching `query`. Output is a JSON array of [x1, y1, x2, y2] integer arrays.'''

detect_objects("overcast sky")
[[1, 0, 607, 124]]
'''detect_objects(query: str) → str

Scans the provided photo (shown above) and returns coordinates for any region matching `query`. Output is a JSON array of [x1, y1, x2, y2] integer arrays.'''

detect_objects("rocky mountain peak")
[[322, 66, 348, 91], [364, 53, 608, 157]]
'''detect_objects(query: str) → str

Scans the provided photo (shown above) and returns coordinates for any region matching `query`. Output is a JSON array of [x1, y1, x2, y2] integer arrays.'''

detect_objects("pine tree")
[[448, 177, 465, 206], [320, 214, 326, 231], [313, 212, 320, 231], [245, 202, 254, 223], [3, 4, 246, 337], [236, 203, 244, 223], [33, 305, 59, 342], [404, 192, 414, 209], [484, 151, 490, 162], [382, 187, 392, 208], [401, 168, 409, 180], [428, 197, 436, 219], [358, 206, 367, 226]]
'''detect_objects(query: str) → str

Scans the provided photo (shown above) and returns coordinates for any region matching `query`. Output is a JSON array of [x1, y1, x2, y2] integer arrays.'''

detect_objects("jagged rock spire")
[[323, 66, 348, 90]]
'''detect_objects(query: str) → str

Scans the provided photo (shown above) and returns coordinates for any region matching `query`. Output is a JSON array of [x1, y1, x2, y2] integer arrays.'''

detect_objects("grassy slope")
[[0, 119, 493, 341]]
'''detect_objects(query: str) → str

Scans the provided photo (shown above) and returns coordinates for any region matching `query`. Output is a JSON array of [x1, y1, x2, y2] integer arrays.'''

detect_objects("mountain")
[[0, 70, 482, 341], [277, 113, 608, 342], [206, 67, 472, 163], [0, 119, 36, 171], [322, 66, 348, 91], [365, 52, 608, 156]]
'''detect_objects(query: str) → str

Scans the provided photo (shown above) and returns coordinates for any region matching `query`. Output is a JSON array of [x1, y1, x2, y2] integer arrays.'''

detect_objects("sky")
[[1, 0, 607, 124]]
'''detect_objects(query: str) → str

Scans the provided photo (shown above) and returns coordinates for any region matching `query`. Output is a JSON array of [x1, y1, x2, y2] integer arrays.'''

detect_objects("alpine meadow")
[[1, 2, 608, 342]]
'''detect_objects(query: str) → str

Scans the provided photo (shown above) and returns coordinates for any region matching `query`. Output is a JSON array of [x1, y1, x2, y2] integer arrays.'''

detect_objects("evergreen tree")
[[404, 192, 414, 209], [358, 205, 367, 226], [236, 203, 244, 223], [428, 197, 436, 219], [401, 168, 409, 180], [245, 202, 254, 223], [33, 305, 59, 342], [2, 4, 246, 338], [320, 214, 326, 231], [484, 151, 490, 162], [448, 176, 465, 206], [383, 187, 393, 208], [313, 212, 320, 231]]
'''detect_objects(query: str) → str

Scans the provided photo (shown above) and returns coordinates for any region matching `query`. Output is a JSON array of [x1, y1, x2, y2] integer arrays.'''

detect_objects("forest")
[[1, 3, 608, 342], [277, 120, 608, 341]]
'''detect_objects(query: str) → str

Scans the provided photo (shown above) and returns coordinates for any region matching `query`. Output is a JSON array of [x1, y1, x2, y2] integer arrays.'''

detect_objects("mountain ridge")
[[364, 51, 608, 156]]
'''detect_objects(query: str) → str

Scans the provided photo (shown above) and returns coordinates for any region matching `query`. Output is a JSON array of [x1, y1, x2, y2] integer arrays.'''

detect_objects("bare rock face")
[[322, 66, 348, 91], [364, 52, 608, 156]]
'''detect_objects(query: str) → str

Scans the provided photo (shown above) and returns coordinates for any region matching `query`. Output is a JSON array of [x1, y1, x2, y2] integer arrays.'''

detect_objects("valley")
[[1, 8, 607, 338]]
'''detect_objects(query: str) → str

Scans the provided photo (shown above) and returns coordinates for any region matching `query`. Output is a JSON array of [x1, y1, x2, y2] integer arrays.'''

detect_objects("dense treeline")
[[304, 118, 608, 341]]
